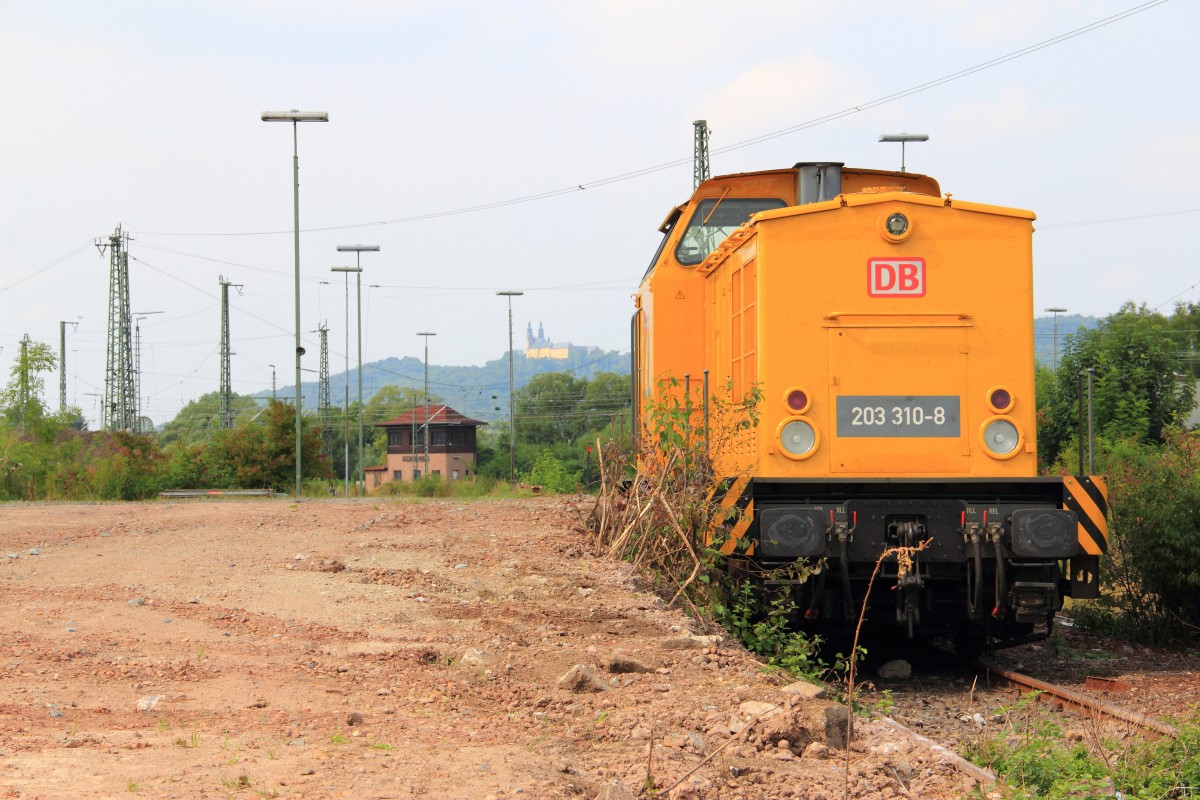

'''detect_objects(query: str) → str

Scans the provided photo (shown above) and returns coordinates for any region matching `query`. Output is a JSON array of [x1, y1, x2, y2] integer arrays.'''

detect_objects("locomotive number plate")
[[836, 395, 960, 438]]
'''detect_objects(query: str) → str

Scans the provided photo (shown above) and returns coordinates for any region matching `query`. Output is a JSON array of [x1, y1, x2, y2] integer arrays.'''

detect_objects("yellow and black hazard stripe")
[[706, 476, 756, 555], [1062, 475, 1108, 555]]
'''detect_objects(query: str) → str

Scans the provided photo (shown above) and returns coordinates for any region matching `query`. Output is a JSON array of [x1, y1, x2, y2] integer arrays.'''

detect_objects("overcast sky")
[[1, 0, 1195, 428]]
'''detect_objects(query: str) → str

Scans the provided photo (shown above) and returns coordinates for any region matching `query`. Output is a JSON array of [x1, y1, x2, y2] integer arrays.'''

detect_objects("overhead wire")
[[139, 0, 1171, 239]]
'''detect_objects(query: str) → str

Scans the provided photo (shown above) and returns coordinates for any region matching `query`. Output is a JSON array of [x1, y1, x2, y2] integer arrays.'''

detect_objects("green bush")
[[1065, 431, 1200, 644], [521, 451, 580, 494]]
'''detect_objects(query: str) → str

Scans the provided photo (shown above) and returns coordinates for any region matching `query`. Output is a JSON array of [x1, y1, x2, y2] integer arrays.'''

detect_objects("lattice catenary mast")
[[97, 226, 137, 432], [693, 119, 711, 189], [219, 276, 243, 429]]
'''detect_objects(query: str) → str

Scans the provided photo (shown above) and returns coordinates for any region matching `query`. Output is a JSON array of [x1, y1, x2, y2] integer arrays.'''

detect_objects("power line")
[[1040, 207, 1200, 230], [140, 0, 1170, 239]]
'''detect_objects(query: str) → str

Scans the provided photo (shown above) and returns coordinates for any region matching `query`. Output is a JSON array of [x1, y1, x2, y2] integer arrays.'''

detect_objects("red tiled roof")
[[375, 404, 487, 428]]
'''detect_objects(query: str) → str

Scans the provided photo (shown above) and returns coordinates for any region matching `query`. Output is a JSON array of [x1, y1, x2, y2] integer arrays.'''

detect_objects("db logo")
[[868, 258, 926, 297]]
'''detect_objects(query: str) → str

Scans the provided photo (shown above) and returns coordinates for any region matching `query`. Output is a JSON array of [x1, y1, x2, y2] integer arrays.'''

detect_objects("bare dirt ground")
[[0, 497, 984, 800]]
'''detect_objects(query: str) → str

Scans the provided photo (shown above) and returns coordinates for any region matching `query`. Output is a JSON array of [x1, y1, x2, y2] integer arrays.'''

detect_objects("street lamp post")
[[337, 244, 379, 497], [878, 133, 929, 173], [261, 108, 329, 498], [496, 291, 523, 484], [331, 266, 361, 497], [417, 332, 436, 478], [1045, 307, 1068, 371]]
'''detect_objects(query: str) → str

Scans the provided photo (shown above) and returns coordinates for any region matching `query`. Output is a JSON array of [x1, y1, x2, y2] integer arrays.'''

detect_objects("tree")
[[158, 391, 262, 448], [163, 400, 330, 490], [515, 372, 586, 446], [581, 372, 631, 433], [1039, 303, 1195, 466], [1, 337, 55, 429]]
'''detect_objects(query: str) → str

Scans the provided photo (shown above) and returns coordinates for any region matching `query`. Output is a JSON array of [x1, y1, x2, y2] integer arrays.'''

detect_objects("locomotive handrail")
[[822, 311, 973, 328]]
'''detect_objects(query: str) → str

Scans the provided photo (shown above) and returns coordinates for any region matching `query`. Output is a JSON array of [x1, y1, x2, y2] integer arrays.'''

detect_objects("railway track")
[[975, 660, 1179, 738], [862, 655, 1181, 790]]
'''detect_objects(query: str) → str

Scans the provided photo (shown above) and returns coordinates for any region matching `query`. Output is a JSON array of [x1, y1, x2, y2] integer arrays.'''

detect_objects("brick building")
[[367, 404, 486, 488]]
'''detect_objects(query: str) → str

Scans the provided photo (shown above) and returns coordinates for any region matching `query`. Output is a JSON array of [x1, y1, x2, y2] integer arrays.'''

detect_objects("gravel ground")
[[859, 618, 1200, 789], [0, 497, 987, 800]]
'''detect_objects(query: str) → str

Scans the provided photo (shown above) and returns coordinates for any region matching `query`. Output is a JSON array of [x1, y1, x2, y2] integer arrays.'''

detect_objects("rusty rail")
[[978, 661, 1179, 738]]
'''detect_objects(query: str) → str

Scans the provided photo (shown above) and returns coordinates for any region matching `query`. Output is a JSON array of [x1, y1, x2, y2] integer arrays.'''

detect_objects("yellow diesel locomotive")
[[633, 162, 1107, 647]]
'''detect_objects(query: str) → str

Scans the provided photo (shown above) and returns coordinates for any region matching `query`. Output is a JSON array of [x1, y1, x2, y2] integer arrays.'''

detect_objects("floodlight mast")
[[336, 245, 379, 497], [878, 133, 929, 173], [260, 108, 329, 498]]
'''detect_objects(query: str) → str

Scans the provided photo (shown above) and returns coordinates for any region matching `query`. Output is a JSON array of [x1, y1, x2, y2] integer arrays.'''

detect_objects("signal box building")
[[368, 404, 486, 487]]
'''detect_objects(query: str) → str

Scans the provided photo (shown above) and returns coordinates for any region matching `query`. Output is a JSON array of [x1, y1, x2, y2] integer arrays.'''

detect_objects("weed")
[[66, 722, 78, 736], [873, 689, 895, 716], [195, 644, 208, 660], [329, 732, 349, 745], [173, 732, 199, 748], [368, 742, 394, 750], [156, 717, 170, 733], [126, 779, 140, 792], [220, 775, 252, 790], [266, 749, 278, 760]]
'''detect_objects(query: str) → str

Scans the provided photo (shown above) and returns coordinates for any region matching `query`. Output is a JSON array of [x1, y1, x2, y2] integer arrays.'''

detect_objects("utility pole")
[[97, 225, 137, 432], [133, 311, 163, 432], [219, 277, 243, 429], [693, 120, 710, 189], [17, 335, 30, 429], [268, 364, 277, 400], [1045, 307, 1068, 371], [496, 291, 523, 484], [59, 320, 78, 412], [417, 332, 436, 479], [317, 324, 331, 464]]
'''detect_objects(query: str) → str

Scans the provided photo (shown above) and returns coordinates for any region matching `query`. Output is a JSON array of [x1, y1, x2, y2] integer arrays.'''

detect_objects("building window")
[[432, 429, 446, 446], [388, 430, 404, 447], [392, 470, 403, 480], [413, 469, 421, 480], [451, 469, 459, 480], [448, 429, 468, 446]]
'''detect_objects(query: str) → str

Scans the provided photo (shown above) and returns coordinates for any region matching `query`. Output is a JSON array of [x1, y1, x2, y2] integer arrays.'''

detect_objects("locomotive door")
[[825, 317, 971, 474]]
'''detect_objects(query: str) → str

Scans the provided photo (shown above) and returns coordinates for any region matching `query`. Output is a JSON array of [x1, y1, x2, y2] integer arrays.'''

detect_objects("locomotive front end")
[[695, 164, 1106, 645]]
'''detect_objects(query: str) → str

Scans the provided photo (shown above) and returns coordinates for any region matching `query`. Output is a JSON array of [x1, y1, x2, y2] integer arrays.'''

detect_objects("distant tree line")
[[5, 303, 1197, 645]]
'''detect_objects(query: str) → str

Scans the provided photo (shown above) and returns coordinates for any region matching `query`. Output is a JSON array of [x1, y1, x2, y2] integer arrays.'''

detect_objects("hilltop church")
[[524, 322, 599, 360]]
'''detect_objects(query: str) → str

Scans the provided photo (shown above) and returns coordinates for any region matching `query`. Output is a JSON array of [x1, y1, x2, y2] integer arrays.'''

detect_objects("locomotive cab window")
[[674, 197, 785, 266]]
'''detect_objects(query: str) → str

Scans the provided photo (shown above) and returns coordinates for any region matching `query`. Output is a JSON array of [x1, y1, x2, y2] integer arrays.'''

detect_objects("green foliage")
[[1065, 432, 1200, 644], [374, 474, 503, 499], [1, 337, 56, 429], [476, 371, 630, 485], [964, 702, 1200, 799], [1039, 303, 1195, 466], [714, 580, 824, 678], [521, 451, 581, 494], [157, 391, 262, 448], [515, 372, 587, 446], [163, 400, 331, 491]]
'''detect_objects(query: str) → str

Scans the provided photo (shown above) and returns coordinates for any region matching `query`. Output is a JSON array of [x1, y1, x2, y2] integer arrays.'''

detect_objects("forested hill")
[[279, 349, 629, 424]]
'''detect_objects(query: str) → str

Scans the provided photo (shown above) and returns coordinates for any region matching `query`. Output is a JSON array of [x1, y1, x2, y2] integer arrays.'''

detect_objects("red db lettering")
[[868, 258, 926, 297]]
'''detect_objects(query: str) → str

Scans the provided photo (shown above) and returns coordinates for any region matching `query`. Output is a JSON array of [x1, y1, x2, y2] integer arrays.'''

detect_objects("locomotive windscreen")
[[674, 197, 785, 266]]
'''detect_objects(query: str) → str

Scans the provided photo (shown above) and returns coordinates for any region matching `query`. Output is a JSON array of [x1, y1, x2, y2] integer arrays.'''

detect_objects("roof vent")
[[794, 162, 843, 205]]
